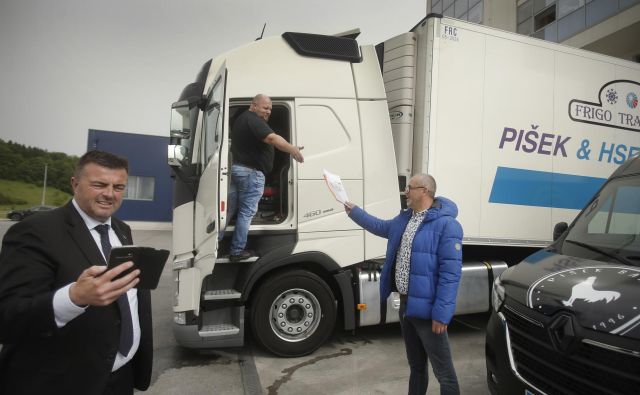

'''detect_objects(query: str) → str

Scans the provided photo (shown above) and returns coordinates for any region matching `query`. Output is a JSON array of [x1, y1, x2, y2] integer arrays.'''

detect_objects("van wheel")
[[250, 270, 336, 357], [10, 213, 21, 221]]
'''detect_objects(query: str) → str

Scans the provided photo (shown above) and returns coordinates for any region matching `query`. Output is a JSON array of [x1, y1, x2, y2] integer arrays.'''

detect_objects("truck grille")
[[502, 303, 640, 395]]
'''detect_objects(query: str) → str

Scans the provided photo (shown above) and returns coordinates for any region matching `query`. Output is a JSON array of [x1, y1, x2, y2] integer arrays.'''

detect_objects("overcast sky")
[[0, 0, 427, 156]]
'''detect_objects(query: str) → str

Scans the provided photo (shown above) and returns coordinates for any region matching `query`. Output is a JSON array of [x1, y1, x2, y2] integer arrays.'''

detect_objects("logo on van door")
[[569, 80, 640, 132], [527, 266, 640, 339]]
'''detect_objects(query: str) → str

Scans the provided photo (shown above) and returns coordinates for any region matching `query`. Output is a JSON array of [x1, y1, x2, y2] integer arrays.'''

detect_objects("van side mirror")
[[553, 222, 568, 241]]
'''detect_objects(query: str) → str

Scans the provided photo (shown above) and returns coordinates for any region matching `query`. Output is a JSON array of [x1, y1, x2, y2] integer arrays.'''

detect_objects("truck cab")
[[167, 32, 405, 356], [486, 154, 640, 394]]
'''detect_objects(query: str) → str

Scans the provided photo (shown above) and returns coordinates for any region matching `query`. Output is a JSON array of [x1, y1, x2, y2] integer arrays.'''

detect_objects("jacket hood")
[[501, 249, 640, 340], [406, 196, 458, 221]]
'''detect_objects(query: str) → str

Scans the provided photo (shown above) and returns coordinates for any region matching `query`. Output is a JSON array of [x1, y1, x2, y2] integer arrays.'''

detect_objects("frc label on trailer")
[[569, 80, 640, 132], [441, 25, 459, 42]]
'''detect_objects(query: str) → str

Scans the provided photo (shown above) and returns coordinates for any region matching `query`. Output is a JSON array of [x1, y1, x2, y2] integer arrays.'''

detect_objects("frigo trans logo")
[[569, 80, 640, 132], [527, 266, 640, 339]]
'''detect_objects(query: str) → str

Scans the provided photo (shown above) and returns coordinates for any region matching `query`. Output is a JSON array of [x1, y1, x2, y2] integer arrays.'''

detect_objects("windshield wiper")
[[564, 239, 635, 266]]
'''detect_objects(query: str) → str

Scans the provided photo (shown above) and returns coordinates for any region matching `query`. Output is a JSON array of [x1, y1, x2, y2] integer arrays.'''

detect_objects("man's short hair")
[[424, 174, 436, 198], [415, 173, 437, 198], [74, 150, 129, 178]]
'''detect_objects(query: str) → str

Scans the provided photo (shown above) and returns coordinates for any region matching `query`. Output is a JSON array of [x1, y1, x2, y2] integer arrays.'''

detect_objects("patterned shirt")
[[395, 209, 427, 294]]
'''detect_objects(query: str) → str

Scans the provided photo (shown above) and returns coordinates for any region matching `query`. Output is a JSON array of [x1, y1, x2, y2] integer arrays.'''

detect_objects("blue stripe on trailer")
[[489, 167, 606, 210]]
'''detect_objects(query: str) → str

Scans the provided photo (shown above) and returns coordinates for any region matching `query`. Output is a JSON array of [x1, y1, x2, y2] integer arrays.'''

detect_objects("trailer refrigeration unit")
[[167, 14, 640, 356]]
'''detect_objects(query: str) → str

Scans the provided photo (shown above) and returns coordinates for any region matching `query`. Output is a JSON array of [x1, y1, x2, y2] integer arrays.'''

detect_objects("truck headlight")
[[491, 276, 505, 312]]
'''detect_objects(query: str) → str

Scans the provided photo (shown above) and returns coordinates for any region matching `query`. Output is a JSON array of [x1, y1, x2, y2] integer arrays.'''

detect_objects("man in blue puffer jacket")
[[345, 173, 463, 395]]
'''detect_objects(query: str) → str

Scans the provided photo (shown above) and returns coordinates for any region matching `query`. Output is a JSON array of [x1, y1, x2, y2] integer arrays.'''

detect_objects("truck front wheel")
[[250, 270, 336, 357]]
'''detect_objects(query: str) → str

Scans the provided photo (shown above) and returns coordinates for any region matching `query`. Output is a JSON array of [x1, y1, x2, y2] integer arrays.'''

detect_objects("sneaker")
[[229, 250, 255, 262]]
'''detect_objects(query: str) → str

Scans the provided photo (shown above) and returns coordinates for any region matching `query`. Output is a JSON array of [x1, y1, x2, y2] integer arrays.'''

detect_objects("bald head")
[[414, 173, 436, 198], [252, 94, 270, 104], [250, 93, 272, 121]]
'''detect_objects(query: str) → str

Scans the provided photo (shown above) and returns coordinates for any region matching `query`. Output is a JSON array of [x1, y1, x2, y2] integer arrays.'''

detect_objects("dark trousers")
[[103, 362, 134, 395], [399, 300, 460, 395]]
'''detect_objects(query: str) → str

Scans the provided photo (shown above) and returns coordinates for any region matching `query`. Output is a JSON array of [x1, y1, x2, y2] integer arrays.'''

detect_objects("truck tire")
[[250, 270, 336, 357]]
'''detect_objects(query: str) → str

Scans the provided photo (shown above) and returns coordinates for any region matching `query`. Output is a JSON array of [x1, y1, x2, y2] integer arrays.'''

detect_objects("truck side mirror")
[[553, 222, 568, 241], [168, 97, 203, 168]]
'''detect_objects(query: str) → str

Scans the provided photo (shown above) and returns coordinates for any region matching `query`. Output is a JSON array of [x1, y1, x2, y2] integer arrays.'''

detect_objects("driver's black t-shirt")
[[230, 110, 274, 174]]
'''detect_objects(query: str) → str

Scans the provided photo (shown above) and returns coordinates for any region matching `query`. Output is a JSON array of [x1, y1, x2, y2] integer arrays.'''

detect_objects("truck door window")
[[203, 78, 224, 167]]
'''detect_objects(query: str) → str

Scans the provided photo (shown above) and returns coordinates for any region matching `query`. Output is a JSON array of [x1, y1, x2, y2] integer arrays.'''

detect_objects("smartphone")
[[107, 246, 170, 289]]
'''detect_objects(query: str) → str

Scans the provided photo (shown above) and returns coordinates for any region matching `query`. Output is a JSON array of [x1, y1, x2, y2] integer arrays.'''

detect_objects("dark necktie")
[[95, 224, 134, 356]]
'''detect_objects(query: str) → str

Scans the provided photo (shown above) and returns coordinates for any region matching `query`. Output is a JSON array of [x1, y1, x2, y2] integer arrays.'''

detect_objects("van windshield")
[[563, 175, 640, 266]]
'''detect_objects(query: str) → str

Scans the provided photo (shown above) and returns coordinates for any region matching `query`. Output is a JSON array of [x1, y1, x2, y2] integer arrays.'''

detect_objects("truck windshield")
[[563, 175, 640, 266]]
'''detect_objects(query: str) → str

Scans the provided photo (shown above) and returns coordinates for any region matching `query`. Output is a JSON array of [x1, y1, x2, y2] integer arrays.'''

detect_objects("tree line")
[[0, 139, 78, 195]]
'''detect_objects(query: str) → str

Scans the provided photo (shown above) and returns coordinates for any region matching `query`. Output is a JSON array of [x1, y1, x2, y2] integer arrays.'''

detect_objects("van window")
[[564, 176, 640, 263]]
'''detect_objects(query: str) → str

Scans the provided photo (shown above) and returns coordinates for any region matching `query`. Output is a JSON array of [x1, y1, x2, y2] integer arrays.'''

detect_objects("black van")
[[485, 155, 640, 395]]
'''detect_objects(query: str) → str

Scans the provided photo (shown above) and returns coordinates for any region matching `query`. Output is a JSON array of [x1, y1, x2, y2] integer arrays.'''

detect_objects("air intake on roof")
[[282, 32, 361, 63]]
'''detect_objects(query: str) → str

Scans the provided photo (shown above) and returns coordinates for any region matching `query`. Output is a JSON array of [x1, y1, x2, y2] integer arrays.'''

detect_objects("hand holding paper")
[[323, 169, 349, 204]]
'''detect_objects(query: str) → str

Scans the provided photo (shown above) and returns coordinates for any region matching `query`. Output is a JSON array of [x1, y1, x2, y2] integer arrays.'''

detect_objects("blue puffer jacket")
[[349, 197, 463, 324]]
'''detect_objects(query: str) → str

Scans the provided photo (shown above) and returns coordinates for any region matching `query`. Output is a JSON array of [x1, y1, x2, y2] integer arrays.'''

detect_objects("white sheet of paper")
[[323, 169, 349, 204]]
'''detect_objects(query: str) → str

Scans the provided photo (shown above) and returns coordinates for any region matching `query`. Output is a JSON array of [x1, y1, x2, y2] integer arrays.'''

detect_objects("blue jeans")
[[399, 301, 460, 395], [226, 164, 265, 255]]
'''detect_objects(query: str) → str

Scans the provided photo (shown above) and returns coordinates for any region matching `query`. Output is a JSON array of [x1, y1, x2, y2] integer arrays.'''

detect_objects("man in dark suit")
[[0, 150, 153, 395]]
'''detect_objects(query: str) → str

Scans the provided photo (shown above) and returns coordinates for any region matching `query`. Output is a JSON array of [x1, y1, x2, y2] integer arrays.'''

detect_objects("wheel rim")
[[269, 288, 321, 343]]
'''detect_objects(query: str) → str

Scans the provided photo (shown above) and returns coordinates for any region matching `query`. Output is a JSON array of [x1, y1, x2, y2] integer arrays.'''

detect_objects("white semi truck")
[[167, 14, 640, 357]]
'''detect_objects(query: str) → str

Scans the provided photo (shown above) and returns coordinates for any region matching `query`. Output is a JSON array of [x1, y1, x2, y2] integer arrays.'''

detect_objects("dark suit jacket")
[[0, 202, 153, 395]]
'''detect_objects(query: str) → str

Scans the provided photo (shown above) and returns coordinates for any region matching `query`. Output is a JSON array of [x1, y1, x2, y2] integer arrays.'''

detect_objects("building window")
[[455, 0, 468, 18], [557, 5, 585, 40], [434, 0, 483, 22], [125, 175, 155, 201], [557, 0, 584, 19], [432, 0, 443, 14], [518, 18, 535, 35], [534, 5, 556, 31], [468, 2, 483, 23], [586, 0, 618, 27], [518, 0, 636, 42], [518, 0, 534, 23], [533, 21, 557, 41], [534, 0, 556, 13]]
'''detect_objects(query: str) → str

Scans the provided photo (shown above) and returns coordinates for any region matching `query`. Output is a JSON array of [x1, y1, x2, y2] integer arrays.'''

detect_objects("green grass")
[[0, 179, 71, 212]]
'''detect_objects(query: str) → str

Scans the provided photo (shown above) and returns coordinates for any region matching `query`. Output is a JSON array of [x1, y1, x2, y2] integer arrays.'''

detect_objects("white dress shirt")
[[52, 199, 141, 371]]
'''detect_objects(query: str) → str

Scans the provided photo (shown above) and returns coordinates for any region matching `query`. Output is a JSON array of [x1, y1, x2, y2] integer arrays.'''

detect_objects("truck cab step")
[[215, 256, 259, 263], [198, 324, 240, 337], [203, 289, 241, 301]]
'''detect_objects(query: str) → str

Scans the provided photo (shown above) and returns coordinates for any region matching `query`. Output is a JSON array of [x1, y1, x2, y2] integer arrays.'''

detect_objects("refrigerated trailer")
[[167, 14, 640, 356]]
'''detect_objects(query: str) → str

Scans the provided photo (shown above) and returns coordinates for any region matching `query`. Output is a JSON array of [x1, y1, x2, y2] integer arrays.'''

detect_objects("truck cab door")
[[194, 65, 228, 262]]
